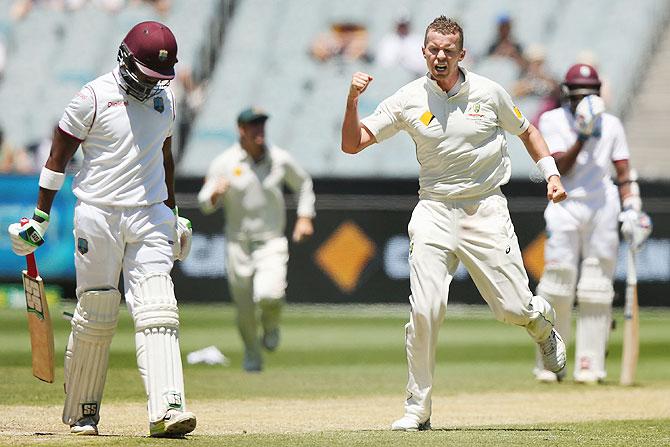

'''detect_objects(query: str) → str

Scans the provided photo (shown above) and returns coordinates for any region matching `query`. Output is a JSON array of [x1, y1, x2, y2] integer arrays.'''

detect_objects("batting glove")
[[619, 209, 652, 251], [575, 95, 605, 140], [7, 209, 50, 256], [173, 207, 193, 261]]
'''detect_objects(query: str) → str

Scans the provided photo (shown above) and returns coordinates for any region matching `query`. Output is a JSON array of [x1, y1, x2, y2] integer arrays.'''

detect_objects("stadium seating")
[[0, 0, 222, 150], [1, 0, 669, 179]]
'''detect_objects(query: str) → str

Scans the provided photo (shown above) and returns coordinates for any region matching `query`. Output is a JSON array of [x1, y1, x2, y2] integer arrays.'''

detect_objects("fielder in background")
[[533, 63, 652, 383], [7, 21, 196, 437], [197, 107, 315, 372], [341, 16, 568, 431]]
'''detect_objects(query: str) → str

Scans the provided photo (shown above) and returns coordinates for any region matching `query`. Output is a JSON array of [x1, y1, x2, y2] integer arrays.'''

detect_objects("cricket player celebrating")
[[533, 63, 652, 383], [341, 16, 568, 431], [197, 107, 315, 372], [7, 22, 196, 437]]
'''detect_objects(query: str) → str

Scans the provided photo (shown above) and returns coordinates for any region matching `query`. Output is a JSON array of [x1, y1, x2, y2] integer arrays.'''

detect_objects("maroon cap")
[[122, 21, 178, 80], [564, 63, 601, 87]]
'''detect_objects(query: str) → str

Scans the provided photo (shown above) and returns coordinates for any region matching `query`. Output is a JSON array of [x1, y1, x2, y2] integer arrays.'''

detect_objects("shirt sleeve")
[[609, 116, 630, 161], [492, 82, 529, 136], [59, 85, 96, 141], [166, 87, 176, 138], [197, 153, 227, 214], [360, 90, 405, 143], [538, 112, 567, 154], [282, 150, 316, 218]]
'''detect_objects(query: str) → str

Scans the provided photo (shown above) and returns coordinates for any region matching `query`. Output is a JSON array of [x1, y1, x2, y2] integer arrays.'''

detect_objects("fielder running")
[[7, 22, 196, 437], [341, 16, 568, 431], [197, 107, 315, 372], [533, 63, 652, 383]]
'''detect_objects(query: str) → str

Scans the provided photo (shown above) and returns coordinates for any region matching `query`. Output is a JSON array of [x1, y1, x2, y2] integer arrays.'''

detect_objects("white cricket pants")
[[543, 189, 620, 285], [226, 237, 288, 353], [543, 187, 620, 377], [73, 201, 177, 308], [404, 190, 554, 421]]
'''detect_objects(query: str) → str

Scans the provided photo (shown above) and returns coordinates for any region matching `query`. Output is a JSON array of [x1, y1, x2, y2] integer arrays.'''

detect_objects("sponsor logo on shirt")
[[107, 100, 128, 108], [513, 105, 523, 120], [233, 166, 243, 177], [420, 111, 435, 126], [466, 102, 484, 118]]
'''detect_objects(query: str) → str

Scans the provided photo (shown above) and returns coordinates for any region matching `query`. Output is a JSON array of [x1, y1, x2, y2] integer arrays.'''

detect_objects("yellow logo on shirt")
[[513, 106, 523, 120], [233, 167, 243, 177], [420, 111, 435, 126]]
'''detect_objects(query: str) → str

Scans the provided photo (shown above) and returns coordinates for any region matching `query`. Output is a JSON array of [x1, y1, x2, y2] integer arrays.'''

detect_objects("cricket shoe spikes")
[[538, 329, 566, 374], [149, 410, 196, 438], [391, 416, 431, 431], [70, 416, 98, 435]]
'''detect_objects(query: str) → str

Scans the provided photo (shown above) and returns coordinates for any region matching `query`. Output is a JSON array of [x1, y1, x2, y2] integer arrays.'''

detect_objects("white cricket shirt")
[[538, 106, 629, 200], [361, 67, 529, 200], [198, 143, 316, 241], [59, 68, 175, 206]]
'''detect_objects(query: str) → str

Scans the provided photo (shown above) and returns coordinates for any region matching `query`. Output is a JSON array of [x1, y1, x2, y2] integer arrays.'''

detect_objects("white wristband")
[[38, 167, 65, 191], [536, 156, 560, 182]]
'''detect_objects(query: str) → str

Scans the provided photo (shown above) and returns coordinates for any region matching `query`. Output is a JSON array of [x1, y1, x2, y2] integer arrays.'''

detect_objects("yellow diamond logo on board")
[[315, 221, 376, 293]]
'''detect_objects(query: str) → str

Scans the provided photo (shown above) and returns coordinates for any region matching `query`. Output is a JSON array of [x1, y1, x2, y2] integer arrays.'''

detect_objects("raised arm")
[[341, 72, 377, 154]]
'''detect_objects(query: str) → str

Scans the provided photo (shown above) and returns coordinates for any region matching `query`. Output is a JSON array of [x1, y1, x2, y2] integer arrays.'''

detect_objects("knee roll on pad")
[[63, 289, 121, 425], [537, 264, 577, 299], [133, 273, 186, 422], [576, 258, 614, 304]]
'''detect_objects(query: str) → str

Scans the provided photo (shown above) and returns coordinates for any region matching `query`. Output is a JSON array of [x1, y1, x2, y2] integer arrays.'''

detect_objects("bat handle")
[[20, 217, 39, 278]]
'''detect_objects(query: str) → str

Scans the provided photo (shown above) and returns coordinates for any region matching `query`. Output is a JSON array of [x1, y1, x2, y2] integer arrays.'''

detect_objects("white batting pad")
[[63, 289, 121, 425], [576, 257, 614, 305], [574, 301, 610, 380], [536, 265, 577, 372], [133, 273, 186, 422]]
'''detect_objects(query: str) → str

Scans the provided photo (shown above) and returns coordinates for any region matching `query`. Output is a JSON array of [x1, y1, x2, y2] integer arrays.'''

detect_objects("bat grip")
[[20, 217, 39, 278]]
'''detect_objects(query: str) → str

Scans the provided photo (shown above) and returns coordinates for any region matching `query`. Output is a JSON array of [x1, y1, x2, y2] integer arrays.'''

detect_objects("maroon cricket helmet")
[[122, 21, 178, 80], [562, 63, 601, 97]]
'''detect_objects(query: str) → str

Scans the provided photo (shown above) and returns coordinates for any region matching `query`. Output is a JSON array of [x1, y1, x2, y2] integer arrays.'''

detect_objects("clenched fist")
[[348, 72, 373, 100], [547, 176, 567, 203]]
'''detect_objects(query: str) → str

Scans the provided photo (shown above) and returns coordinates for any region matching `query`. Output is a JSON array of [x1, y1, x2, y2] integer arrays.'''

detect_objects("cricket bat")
[[20, 218, 55, 383], [620, 245, 638, 386]]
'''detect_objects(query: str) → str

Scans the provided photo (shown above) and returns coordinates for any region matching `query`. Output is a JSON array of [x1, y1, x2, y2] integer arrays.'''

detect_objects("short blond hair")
[[424, 16, 463, 49]]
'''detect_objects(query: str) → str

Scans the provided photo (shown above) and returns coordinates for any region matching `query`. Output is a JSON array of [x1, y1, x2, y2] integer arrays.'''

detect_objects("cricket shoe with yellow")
[[149, 410, 196, 438], [538, 329, 566, 375], [70, 416, 98, 435], [391, 416, 431, 431]]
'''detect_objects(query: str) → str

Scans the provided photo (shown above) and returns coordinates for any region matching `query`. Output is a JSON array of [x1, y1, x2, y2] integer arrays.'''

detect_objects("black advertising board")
[[172, 179, 670, 306]]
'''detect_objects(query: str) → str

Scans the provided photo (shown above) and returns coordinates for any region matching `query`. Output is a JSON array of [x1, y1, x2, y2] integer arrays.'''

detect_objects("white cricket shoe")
[[70, 417, 98, 435], [391, 416, 431, 431], [574, 369, 603, 384], [538, 329, 566, 374], [262, 328, 280, 352], [534, 368, 565, 383], [149, 410, 197, 438]]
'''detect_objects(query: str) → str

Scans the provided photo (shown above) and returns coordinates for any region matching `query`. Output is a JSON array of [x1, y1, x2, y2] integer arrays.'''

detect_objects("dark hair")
[[424, 16, 463, 49]]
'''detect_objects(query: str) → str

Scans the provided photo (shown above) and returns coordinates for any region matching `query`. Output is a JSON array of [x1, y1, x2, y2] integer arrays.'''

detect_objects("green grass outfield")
[[0, 303, 668, 446]]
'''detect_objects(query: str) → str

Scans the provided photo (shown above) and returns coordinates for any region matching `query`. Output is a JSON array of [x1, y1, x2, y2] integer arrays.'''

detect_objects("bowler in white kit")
[[8, 21, 196, 437], [341, 16, 568, 431], [198, 107, 315, 372], [533, 63, 651, 383]]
